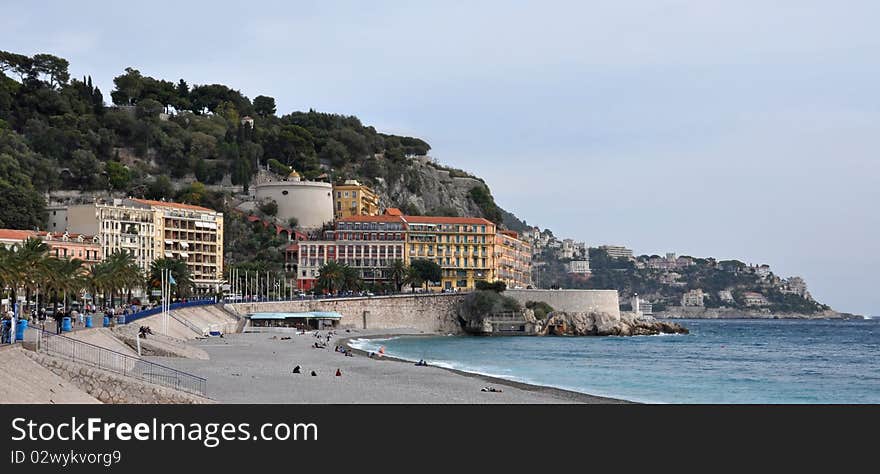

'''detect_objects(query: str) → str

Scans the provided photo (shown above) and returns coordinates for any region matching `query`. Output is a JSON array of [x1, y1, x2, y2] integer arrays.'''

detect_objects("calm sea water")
[[350, 318, 880, 403]]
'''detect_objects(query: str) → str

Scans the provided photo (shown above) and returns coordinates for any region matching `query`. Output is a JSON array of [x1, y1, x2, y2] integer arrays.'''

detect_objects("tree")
[[68, 149, 100, 189], [0, 181, 46, 229], [0, 51, 33, 81], [253, 95, 276, 117], [388, 259, 408, 292], [410, 259, 442, 291], [259, 200, 278, 216], [149, 257, 193, 299], [475, 280, 506, 292], [111, 67, 144, 105], [316, 261, 344, 294], [341, 265, 362, 292], [104, 161, 130, 191], [31, 54, 70, 88], [146, 175, 174, 200]]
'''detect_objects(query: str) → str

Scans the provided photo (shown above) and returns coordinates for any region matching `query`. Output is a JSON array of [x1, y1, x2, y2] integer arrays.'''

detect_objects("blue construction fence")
[[122, 299, 216, 325]]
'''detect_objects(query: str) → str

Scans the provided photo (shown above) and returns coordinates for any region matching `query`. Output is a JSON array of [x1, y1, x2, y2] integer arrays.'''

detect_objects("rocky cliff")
[[654, 307, 862, 320], [371, 156, 497, 219], [534, 311, 689, 336]]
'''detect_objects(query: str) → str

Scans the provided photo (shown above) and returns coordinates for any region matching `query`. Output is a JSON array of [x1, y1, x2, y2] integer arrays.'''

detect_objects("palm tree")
[[148, 257, 193, 300], [340, 264, 363, 292], [17, 238, 50, 316], [316, 261, 344, 294], [96, 250, 142, 307], [44, 258, 86, 312], [388, 259, 408, 293]]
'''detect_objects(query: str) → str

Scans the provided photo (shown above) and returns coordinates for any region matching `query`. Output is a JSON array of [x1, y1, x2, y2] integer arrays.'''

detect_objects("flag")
[[168, 272, 176, 285]]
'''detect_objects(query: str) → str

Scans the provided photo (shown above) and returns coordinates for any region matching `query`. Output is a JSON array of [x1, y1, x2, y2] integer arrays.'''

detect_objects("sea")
[[349, 318, 880, 403]]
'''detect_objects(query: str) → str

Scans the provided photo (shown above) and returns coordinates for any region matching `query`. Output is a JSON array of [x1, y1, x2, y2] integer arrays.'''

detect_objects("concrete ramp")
[[0, 346, 100, 404], [66, 328, 139, 357]]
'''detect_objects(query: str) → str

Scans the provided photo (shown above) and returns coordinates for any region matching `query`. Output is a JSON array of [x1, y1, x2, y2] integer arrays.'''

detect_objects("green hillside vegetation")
[[0, 51, 514, 231], [0, 50, 521, 276]]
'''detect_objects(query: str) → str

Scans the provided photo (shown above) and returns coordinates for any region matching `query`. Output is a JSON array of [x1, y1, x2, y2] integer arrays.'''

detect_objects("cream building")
[[64, 198, 224, 295], [254, 171, 334, 229]]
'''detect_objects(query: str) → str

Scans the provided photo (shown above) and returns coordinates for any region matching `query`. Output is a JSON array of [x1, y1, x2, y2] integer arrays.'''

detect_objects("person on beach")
[[310, 370, 317, 376], [292, 365, 301, 374], [335, 369, 341, 376]]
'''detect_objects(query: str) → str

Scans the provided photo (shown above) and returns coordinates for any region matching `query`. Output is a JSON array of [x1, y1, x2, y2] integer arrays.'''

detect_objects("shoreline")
[[339, 332, 633, 404]]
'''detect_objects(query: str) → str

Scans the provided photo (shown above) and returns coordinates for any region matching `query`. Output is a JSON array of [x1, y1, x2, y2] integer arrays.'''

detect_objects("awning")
[[164, 239, 172, 244], [164, 252, 173, 257], [248, 312, 343, 320], [179, 242, 189, 248], [179, 252, 189, 258]]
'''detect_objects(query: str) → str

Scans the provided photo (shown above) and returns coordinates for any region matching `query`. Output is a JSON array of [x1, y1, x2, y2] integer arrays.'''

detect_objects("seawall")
[[228, 294, 467, 333], [504, 289, 620, 317]]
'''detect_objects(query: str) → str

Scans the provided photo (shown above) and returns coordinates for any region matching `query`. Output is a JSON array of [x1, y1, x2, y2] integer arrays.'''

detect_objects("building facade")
[[63, 198, 224, 294], [296, 210, 497, 291], [36, 231, 102, 267], [599, 245, 634, 260], [133, 199, 224, 295], [494, 230, 532, 289], [332, 180, 380, 219], [566, 259, 592, 275]]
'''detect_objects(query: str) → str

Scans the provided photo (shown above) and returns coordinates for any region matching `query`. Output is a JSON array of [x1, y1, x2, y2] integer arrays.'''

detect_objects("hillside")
[[0, 51, 520, 235], [533, 246, 851, 317]]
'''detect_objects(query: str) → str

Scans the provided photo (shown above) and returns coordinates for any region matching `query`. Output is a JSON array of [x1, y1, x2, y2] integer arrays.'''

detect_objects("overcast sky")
[[3, 1, 878, 315]]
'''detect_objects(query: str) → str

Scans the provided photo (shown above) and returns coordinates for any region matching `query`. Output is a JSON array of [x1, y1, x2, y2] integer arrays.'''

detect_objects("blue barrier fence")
[[122, 299, 216, 324]]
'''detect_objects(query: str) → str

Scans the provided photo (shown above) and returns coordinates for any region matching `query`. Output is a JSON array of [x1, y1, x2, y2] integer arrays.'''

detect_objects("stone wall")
[[228, 294, 467, 333], [504, 289, 620, 317], [24, 352, 212, 404]]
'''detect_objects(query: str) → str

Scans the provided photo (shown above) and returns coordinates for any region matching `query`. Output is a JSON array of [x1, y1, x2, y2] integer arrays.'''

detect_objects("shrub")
[[525, 301, 554, 320]]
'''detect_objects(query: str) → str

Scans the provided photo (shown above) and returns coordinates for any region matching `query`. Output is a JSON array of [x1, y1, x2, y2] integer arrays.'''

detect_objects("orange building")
[[494, 230, 532, 289]]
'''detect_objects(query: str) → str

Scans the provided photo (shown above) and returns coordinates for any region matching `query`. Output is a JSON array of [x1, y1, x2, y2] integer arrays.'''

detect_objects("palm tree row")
[[0, 238, 142, 317], [316, 259, 443, 294]]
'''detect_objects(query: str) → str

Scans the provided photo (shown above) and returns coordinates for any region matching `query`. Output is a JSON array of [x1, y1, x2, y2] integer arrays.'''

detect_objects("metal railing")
[[38, 330, 207, 397], [124, 298, 216, 324]]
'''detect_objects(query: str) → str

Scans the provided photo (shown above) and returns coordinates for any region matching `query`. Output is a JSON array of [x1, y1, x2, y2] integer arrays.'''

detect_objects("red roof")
[[0, 229, 36, 240], [130, 198, 214, 212], [403, 215, 495, 225], [338, 215, 406, 223], [384, 208, 403, 216]]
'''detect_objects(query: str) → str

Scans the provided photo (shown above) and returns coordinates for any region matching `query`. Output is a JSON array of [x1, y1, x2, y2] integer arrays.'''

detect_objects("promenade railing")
[[38, 330, 207, 397], [123, 299, 216, 325]]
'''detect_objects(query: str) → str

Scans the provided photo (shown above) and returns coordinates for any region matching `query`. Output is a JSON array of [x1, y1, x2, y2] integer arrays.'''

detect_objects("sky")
[[2, 0, 878, 315]]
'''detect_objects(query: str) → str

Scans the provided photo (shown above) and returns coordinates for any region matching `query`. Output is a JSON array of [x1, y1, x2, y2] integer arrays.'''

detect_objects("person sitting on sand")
[[310, 370, 317, 376], [335, 368, 342, 376], [292, 365, 301, 374], [415, 359, 427, 366]]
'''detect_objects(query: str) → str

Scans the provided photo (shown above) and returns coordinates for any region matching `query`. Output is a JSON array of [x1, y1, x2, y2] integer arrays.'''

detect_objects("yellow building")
[[298, 209, 497, 291], [333, 180, 380, 219], [494, 230, 532, 289], [403, 213, 496, 291]]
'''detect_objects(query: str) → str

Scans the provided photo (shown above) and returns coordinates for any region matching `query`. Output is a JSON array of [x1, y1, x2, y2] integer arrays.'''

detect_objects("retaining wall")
[[504, 289, 620, 317], [229, 294, 467, 333]]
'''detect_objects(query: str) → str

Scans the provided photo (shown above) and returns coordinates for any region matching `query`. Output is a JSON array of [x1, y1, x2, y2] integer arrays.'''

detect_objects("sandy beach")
[[149, 329, 629, 404]]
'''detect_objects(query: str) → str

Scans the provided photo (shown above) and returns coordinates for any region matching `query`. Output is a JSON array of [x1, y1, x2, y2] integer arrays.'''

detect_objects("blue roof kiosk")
[[248, 312, 343, 330]]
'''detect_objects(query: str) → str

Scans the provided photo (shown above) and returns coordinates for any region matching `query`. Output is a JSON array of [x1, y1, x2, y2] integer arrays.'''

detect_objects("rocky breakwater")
[[535, 311, 689, 336]]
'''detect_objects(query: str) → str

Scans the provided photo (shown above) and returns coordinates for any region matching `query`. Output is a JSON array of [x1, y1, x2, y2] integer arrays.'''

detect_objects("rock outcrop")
[[535, 311, 688, 336]]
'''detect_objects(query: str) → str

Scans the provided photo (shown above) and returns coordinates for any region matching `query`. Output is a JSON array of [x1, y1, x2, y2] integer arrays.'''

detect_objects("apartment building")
[[64, 198, 224, 294], [134, 199, 224, 295], [332, 180, 380, 219], [296, 209, 496, 291], [494, 230, 532, 289]]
